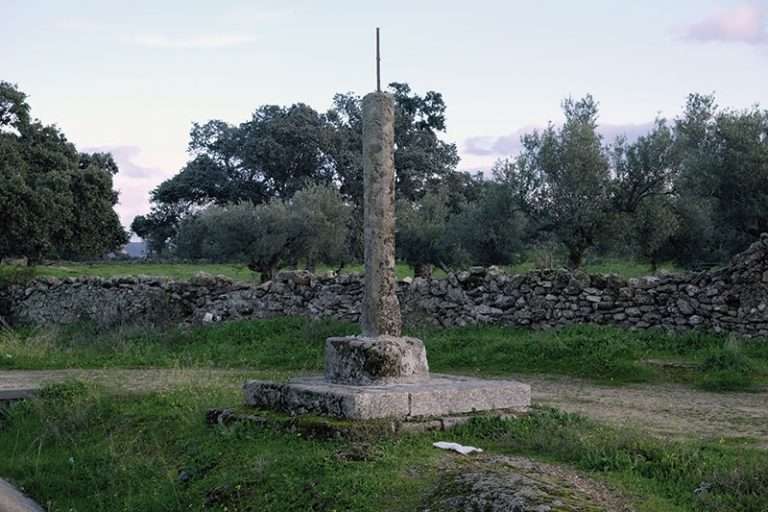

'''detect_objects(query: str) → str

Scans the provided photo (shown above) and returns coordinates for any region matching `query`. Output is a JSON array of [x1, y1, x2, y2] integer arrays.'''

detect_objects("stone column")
[[360, 91, 402, 338], [323, 91, 428, 386]]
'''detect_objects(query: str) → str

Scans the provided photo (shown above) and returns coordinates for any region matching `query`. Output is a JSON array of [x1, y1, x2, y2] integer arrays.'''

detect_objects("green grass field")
[[11, 262, 424, 282], [1, 380, 766, 511], [2, 318, 766, 511], [1, 256, 678, 284], [3, 318, 767, 390]]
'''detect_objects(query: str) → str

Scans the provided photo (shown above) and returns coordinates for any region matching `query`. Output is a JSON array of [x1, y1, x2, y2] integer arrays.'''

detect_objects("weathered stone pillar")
[[322, 91, 429, 386], [360, 91, 402, 337], [242, 35, 530, 419]]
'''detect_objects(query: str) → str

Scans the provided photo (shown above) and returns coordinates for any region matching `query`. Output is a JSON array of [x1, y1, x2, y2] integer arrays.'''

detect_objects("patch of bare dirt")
[[519, 374, 768, 448]]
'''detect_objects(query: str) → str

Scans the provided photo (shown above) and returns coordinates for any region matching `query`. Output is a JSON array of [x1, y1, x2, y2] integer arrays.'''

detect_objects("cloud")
[[83, 145, 160, 178], [461, 122, 655, 158], [684, 4, 767, 45], [129, 33, 258, 49]]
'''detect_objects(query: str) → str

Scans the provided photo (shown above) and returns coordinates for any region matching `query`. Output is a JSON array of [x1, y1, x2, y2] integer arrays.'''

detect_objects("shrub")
[[697, 345, 756, 391]]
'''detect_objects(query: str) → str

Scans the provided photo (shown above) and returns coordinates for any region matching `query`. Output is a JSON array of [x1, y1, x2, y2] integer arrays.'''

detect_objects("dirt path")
[[523, 374, 768, 448], [2, 369, 766, 447]]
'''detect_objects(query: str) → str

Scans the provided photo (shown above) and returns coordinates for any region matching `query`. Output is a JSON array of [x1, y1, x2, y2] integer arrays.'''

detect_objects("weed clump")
[[697, 345, 756, 391]]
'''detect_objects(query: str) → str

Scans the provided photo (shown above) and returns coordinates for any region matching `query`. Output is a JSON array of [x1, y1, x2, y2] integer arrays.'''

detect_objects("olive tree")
[[290, 184, 352, 272], [396, 187, 452, 278], [517, 95, 612, 268], [175, 202, 297, 282]]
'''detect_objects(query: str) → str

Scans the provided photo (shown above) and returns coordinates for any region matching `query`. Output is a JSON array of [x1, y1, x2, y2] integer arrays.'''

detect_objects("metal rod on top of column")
[[376, 27, 381, 92]]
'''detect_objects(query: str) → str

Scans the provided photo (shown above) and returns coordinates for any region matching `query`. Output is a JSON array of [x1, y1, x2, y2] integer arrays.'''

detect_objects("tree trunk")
[[414, 263, 433, 280], [260, 268, 274, 284], [305, 256, 316, 274], [567, 248, 584, 270]]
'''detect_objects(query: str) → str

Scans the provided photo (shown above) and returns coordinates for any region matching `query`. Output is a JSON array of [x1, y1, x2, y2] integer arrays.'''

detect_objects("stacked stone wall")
[[4, 235, 768, 337]]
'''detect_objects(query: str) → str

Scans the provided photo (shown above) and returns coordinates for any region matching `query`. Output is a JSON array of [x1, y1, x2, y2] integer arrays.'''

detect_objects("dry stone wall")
[[4, 235, 768, 337]]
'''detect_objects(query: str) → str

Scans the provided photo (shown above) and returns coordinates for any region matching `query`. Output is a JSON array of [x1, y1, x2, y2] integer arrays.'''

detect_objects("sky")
[[3, 0, 767, 230]]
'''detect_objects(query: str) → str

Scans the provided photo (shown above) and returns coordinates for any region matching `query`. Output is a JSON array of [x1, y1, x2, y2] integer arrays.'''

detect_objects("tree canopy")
[[136, 83, 459, 253], [127, 86, 767, 274], [0, 82, 127, 262], [516, 95, 613, 268]]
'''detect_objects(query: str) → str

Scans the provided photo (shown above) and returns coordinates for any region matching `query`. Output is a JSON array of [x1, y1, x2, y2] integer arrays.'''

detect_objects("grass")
[[507, 258, 681, 278], [0, 381, 440, 512], [1, 382, 766, 511], [1, 256, 673, 285], [2, 318, 767, 391], [13, 262, 430, 282], [450, 409, 768, 512]]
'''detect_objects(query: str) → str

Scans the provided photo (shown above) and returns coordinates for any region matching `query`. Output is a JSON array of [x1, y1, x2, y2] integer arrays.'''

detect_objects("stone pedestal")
[[325, 335, 429, 385], [244, 375, 530, 420]]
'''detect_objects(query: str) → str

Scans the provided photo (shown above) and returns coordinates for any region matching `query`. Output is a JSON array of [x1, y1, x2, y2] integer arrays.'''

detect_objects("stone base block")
[[243, 374, 530, 420], [325, 335, 429, 385], [0, 388, 38, 402]]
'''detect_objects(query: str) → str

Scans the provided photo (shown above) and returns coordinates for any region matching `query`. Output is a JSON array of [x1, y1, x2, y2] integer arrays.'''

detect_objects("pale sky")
[[3, 0, 767, 229]]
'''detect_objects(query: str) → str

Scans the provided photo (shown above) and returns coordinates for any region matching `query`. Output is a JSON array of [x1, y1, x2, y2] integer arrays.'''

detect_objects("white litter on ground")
[[432, 441, 483, 455]]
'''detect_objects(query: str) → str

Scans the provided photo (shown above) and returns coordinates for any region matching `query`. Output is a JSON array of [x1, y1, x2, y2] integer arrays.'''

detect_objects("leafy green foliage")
[[327, 83, 459, 206], [156, 104, 334, 208], [131, 203, 187, 256], [0, 82, 127, 261], [174, 184, 351, 277], [3, 319, 766, 392], [516, 95, 613, 268], [290, 184, 352, 271], [446, 165, 528, 267], [175, 202, 298, 281], [671, 94, 768, 264], [136, 83, 460, 254], [396, 187, 452, 276]]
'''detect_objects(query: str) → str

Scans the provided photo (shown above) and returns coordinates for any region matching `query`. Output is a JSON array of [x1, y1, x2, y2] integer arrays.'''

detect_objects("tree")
[[608, 119, 679, 270], [445, 172, 528, 267], [0, 82, 126, 262], [137, 82, 461, 253], [516, 95, 612, 268], [152, 104, 334, 209], [290, 184, 352, 272], [670, 94, 768, 264], [174, 202, 298, 282], [175, 184, 352, 276], [327, 83, 460, 205], [631, 197, 680, 271], [612, 119, 676, 213], [58, 152, 126, 259], [396, 187, 452, 278], [130, 203, 187, 256]]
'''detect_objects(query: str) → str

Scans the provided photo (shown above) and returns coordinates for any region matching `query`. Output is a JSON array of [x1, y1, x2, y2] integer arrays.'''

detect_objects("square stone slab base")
[[243, 374, 530, 420], [0, 388, 38, 402]]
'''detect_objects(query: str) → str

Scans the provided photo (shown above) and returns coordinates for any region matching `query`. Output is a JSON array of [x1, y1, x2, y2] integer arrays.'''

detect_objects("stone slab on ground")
[[0, 479, 45, 512], [243, 374, 530, 420], [0, 388, 39, 402]]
